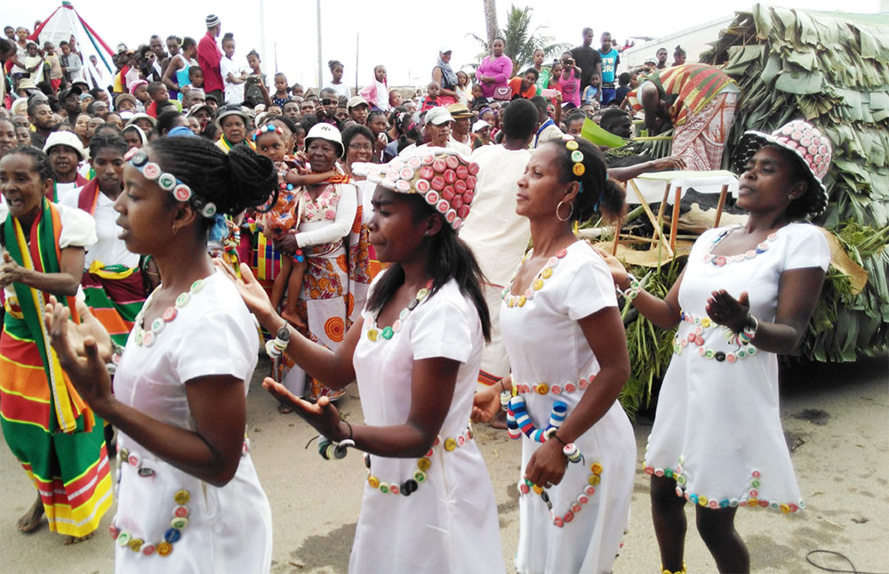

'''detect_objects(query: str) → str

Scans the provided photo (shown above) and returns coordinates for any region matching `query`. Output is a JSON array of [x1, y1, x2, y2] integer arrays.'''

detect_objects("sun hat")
[[126, 112, 158, 128], [734, 119, 832, 216], [472, 119, 491, 133], [43, 131, 86, 161], [304, 122, 344, 158], [446, 102, 472, 119], [351, 148, 479, 231], [187, 103, 214, 118], [424, 107, 454, 126], [213, 104, 250, 130], [114, 93, 138, 110]]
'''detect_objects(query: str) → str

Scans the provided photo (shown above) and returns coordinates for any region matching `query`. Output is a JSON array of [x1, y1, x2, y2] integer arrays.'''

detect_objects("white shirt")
[[221, 56, 245, 104], [459, 144, 532, 286], [61, 186, 140, 270]]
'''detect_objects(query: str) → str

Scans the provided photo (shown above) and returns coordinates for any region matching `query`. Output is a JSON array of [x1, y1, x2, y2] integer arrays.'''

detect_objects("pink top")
[[558, 68, 581, 108], [475, 55, 513, 98]]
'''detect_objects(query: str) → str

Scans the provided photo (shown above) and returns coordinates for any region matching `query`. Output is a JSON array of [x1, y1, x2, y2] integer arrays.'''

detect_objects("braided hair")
[[545, 138, 625, 224], [148, 137, 277, 217], [89, 133, 128, 158]]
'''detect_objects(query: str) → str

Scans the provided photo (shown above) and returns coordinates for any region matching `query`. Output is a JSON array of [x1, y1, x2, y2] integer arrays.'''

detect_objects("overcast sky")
[[5, 0, 881, 89]]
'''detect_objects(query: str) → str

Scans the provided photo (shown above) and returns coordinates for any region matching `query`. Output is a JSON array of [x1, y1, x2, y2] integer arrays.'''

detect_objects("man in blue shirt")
[[598, 32, 620, 104]]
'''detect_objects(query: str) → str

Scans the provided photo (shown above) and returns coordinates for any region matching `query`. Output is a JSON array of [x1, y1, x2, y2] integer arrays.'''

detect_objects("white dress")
[[350, 276, 505, 573], [645, 223, 830, 513], [500, 241, 635, 574], [110, 271, 272, 573]]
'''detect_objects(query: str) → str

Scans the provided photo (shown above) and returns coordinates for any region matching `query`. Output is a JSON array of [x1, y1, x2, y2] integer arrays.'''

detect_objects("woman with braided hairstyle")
[[472, 135, 635, 573], [46, 137, 277, 571]]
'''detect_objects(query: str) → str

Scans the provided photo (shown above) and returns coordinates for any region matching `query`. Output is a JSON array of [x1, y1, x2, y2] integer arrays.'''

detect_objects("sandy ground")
[[1, 353, 886, 573]]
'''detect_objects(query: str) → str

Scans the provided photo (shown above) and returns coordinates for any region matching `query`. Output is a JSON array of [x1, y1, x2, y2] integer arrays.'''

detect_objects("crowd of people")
[[0, 12, 835, 574]]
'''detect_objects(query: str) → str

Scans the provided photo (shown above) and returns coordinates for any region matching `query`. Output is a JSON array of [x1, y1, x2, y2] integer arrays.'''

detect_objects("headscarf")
[[435, 55, 458, 90]]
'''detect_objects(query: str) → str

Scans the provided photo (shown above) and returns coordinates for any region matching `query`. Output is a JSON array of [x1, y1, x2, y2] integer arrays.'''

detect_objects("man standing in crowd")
[[570, 27, 602, 99], [459, 98, 537, 394], [598, 32, 620, 104], [58, 85, 82, 121], [198, 14, 225, 105]]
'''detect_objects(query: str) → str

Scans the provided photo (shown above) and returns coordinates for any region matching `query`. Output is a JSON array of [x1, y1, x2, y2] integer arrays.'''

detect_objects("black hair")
[[599, 108, 630, 134], [618, 72, 631, 86], [328, 60, 343, 71], [300, 114, 319, 133], [89, 133, 127, 158], [147, 81, 165, 96], [565, 110, 587, 127], [501, 98, 537, 140], [89, 88, 104, 99], [674, 45, 686, 57], [492, 36, 505, 45], [157, 111, 186, 135], [761, 144, 825, 219], [93, 124, 122, 138], [181, 37, 196, 50], [27, 98, 50, 117], [263, 113, 299, 135], [529, 95, 549, 115], [246, 49, 260, 60], [5, 145, 53, 180], [166, 35, 181, 44], [522, 68, 539, 81], [222, 32, 234, 43], [188, 66, 202, 80], [545, 138, 625, 223], [341, 124, 374, 152], [366, 191, 491, 342], [149, 137, 277, 218], [367, 110, 386, 124]]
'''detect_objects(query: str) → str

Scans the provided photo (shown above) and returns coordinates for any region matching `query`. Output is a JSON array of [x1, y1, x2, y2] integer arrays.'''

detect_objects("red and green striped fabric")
[[0, 199, 112, 537], [81, 264, 145, 347], [629, 64, 738, 127]]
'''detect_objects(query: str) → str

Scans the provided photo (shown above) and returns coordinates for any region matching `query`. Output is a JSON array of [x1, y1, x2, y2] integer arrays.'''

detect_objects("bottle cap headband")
[[352, 148, 478, 231], [124, 147, 218, 218], [252, 123, 284, 142]]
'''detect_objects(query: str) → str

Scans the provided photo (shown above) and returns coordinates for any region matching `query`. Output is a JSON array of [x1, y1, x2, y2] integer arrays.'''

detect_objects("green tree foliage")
[[470, 4, 568, 71]]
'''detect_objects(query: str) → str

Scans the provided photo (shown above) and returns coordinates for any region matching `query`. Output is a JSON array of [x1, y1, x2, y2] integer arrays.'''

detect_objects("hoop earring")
[[556, 200, 574, 222]]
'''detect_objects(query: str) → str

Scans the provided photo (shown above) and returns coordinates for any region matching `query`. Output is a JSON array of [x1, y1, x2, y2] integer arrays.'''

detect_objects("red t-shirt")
[[197, 31, 224, 93]]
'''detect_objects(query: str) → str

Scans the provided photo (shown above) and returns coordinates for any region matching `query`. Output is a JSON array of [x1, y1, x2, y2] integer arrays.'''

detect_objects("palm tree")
[[483, 0, 499, 47], [470, 4, 568, 72]]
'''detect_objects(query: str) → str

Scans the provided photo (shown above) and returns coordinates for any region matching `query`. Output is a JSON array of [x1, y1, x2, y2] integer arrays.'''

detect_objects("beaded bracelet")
[[742, 314, 759, 342], [615, 273, 642, 300]]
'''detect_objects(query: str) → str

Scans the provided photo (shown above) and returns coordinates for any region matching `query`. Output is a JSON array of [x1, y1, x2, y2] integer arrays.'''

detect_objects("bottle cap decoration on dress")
[[351, 148, 479, 231], [734, 120, 832, 216]]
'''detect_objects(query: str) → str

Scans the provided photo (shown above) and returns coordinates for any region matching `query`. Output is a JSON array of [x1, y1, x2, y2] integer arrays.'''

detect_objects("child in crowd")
[[130, 79, 152, 110], [470, 83, 487, 110], [420, 81, 442, 111], [366, 110, 389, 162], [558, 52, 582, 108], [146, 81, 180, 117], [43, 42, 63, 93], [273, 73, 292, 107], [455, 70, 471, 104], [582, 74, 601, 106], [252, 125, 336, 328], [614, 72, 632, 106], [181, 65, 204, 95]]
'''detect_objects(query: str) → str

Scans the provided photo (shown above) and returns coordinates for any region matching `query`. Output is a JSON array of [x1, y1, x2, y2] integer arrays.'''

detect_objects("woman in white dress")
[[473, 135, 635, 574], [596, 120, 833, 573], [47, 137, 278, 572], [223, 149, 505, 573]]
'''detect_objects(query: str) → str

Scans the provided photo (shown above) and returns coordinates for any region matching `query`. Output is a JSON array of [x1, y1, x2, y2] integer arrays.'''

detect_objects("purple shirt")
[[475, 55, 513, 98]]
